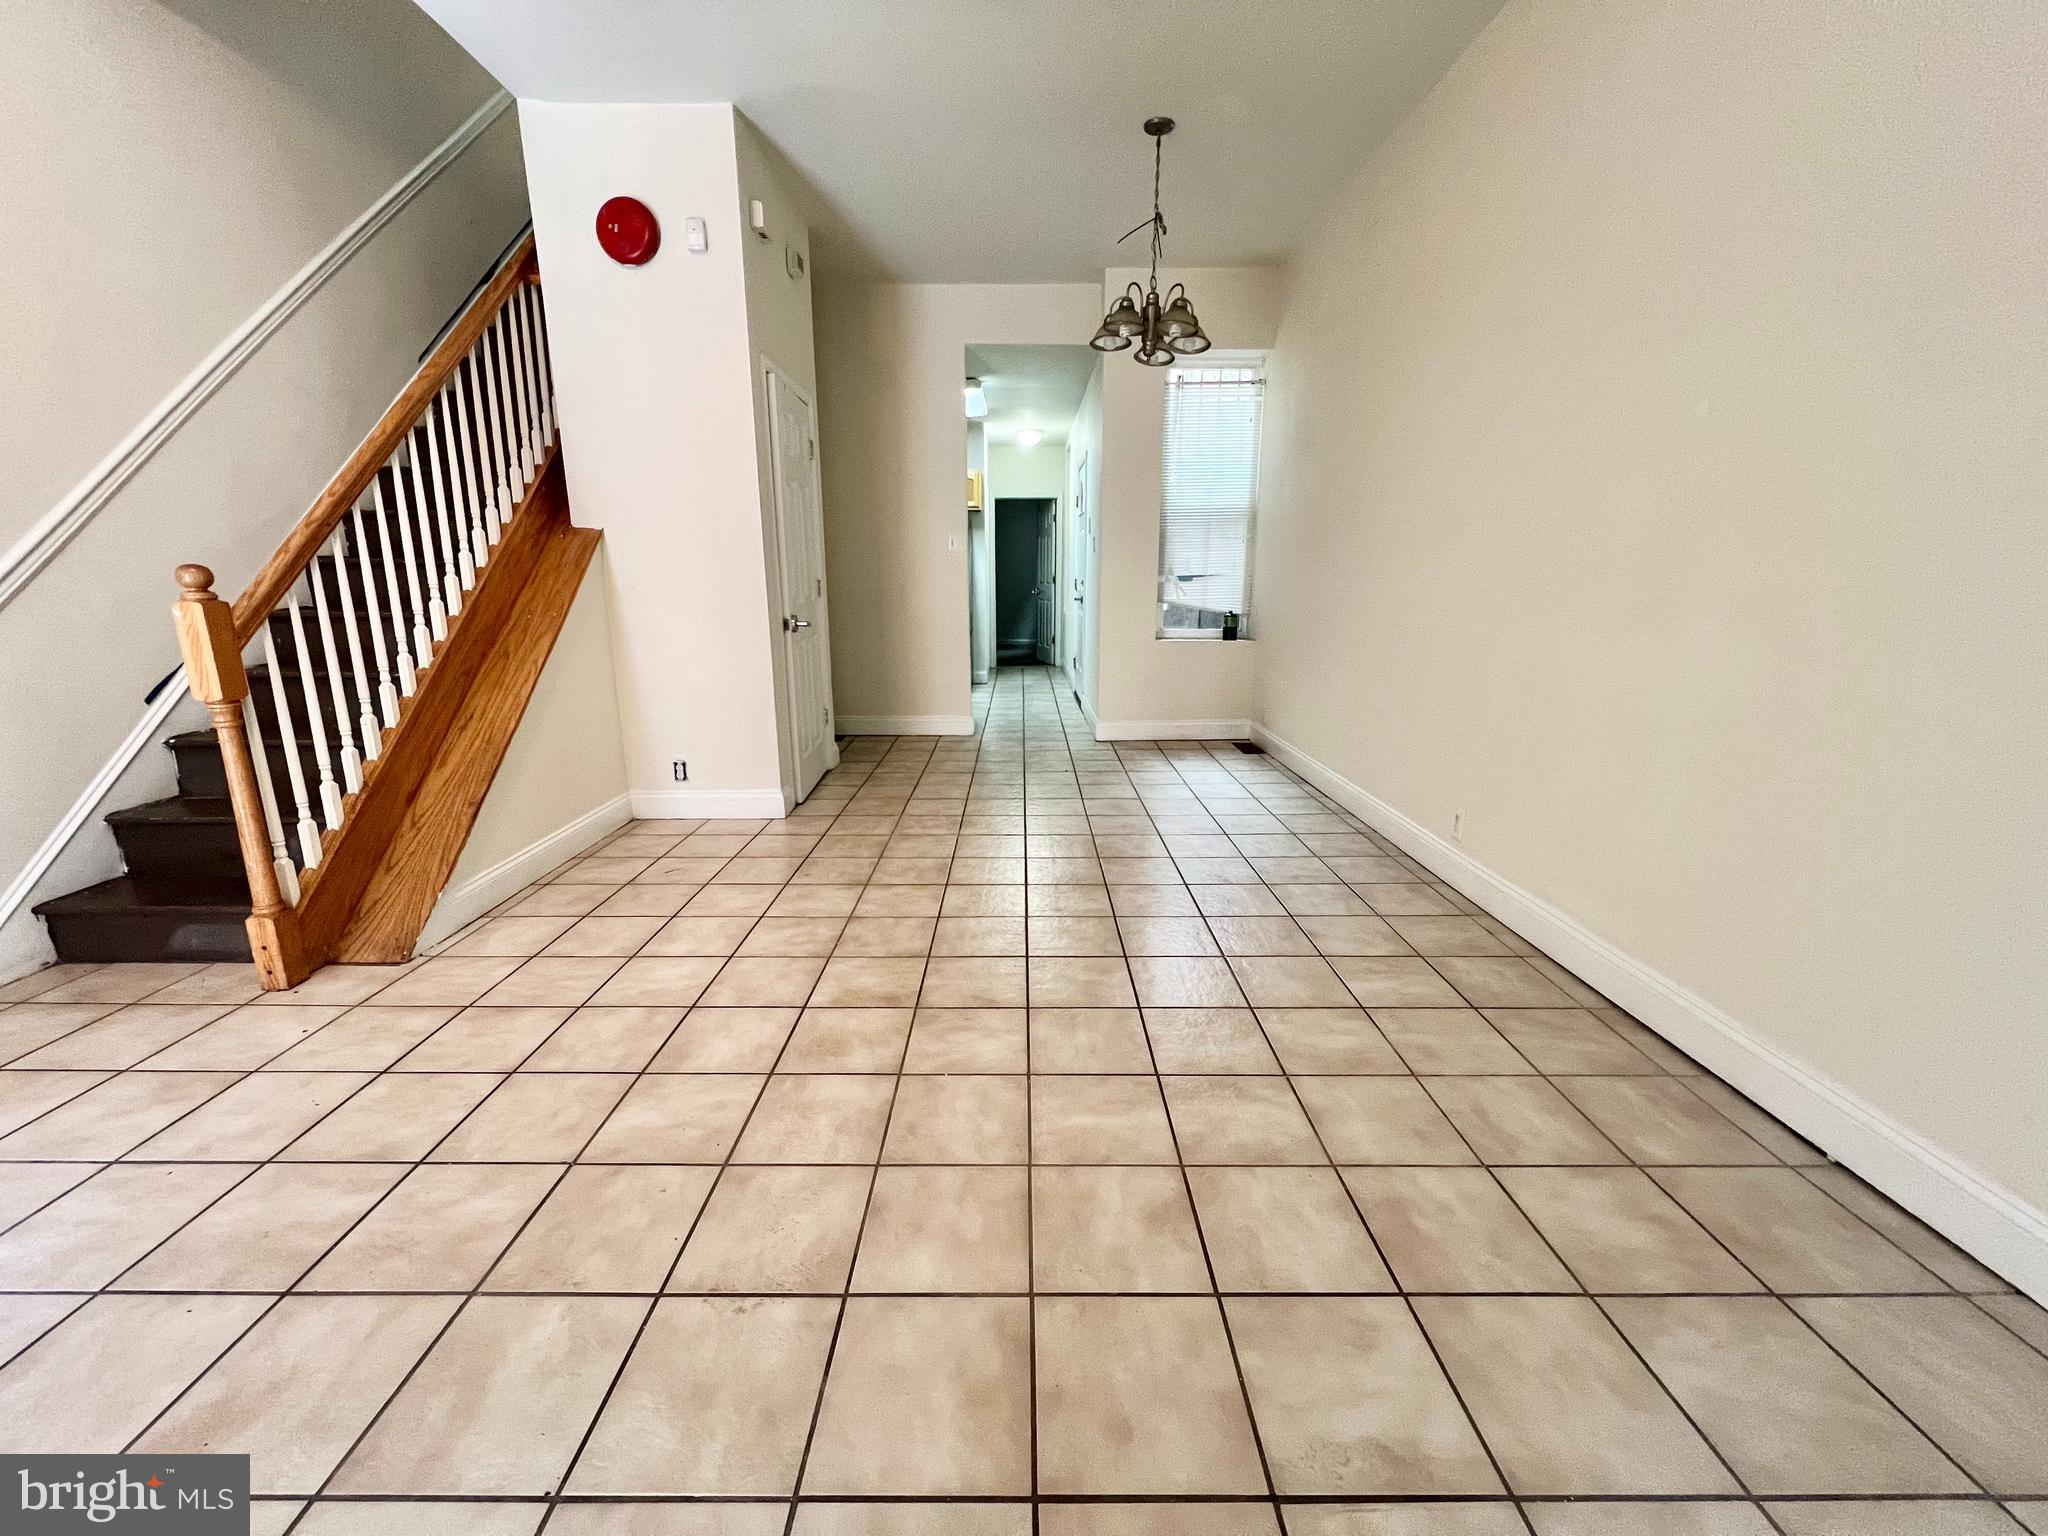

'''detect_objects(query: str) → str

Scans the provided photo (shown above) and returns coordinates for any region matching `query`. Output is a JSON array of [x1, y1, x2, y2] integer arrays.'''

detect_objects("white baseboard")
[[629, 788, 794, 819], [1252, 721, 2048, 1305], [1094, 717, 1252, 742], [835, 715, 976, 737], [418, 793, 632, 951]]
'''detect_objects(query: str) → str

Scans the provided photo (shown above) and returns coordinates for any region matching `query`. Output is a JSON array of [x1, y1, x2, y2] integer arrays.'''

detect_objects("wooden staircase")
[[34, 237, 596, 987]]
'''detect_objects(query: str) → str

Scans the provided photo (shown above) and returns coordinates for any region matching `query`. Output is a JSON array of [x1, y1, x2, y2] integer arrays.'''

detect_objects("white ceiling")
[[411, 0, 1507, 281], [968, 344, 1098, 447]]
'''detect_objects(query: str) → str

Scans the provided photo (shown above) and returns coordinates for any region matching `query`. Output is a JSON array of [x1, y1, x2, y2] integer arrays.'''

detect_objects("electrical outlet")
[[673, 760, 689, 783]]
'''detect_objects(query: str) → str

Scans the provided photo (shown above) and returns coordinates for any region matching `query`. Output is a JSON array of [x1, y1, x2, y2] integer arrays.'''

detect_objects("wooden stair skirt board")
[[259, 454, 599, 981]]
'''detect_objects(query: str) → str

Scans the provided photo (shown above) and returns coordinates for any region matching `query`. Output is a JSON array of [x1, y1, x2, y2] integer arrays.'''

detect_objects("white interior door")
[[1067, 453, 1088, 689], [1034, 502, 1058, 665], [767, 366, 835, 800]]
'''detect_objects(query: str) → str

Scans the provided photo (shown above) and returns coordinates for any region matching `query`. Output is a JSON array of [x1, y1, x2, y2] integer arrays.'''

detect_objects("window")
[[1158, 361, 1264, 637]]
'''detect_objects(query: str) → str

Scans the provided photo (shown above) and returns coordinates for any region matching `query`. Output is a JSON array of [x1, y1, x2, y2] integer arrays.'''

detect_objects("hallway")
[[0, 665, 2043, 1533]]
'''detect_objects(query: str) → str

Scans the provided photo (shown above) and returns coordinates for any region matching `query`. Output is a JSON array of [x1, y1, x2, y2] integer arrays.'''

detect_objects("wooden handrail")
[[229, 237, 538, 643]]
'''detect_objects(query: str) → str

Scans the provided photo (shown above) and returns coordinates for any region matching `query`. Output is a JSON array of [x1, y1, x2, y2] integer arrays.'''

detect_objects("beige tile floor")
[[1, 664, 2044, 1535]]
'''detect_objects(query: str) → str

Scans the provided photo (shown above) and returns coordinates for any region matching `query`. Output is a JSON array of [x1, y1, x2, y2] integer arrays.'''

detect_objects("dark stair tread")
[[34, 875, 251, 918], [105, 796, 236, 829]]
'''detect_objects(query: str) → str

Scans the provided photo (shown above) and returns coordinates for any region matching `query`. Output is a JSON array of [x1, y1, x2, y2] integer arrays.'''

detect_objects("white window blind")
[[1158, 362, 1264, 636]]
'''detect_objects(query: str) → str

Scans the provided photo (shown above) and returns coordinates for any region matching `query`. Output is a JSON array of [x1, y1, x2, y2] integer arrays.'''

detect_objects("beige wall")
[[0, 0, 526, 980], [1092, 266, 1279, 735], [1259, 0, 2048, 1259], [814, 282, 1101, 731], [1068, 364, 1105, 708], [520, 101, 792, 814], [422, 558, 629, 948]]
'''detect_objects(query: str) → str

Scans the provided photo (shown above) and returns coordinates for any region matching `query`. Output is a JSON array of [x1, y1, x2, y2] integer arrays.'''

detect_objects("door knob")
[[784, 615, 811, 632]]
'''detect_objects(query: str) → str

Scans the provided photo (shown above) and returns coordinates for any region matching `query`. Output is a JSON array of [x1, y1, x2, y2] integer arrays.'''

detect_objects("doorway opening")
[[963, 343, 1098, 691], [994, 498, 1055, 666]]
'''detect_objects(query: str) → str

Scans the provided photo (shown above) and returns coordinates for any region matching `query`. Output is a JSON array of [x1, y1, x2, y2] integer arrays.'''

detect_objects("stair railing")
[[170, 238, 555, 986]]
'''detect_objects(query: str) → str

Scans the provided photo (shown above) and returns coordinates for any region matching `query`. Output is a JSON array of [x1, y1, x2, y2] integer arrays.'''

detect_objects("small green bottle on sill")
[[1221, 611, 1239, 640]]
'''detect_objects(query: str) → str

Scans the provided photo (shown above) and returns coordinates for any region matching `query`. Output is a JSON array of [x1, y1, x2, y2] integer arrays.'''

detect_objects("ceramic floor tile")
[[0, 1159, 98, 1229], [1369, 1009, 1533, 1074], [883, 1073, 1027, 1162], [1792, 1297, 2048, 1494], [394, 1005, 571, 1070], [1414, 1295, 1739, 1495], [1144, 1007, 1280, 1072], [647, 1007, 798, 1071], [264, 1006, 458, 1070], [809, 957, 926, 1007], [428, 1071, 632, 1161], [668, 1164, 871, 1292], [1187, 1166, 1393, 1292], [1523, 1509, 1774, 1536], [734, 1073, 895, 1163], [0, 1070, 237, 1159], [1764, 1505, 2035, 1536], [1482, 1009, 1660, 1074], [902, 1007, 1027, 1072], [0, 1069, 112, 1136], [1342, 1167, 1576, 1293], [1228, 1296, 1501, 1494], [1422, 1076, 1625, 1165], [779, 1007, 914, 1071], [1029, 1007, 1154, 1072], [1163, 1075, 1326, 1164], [851, 1165, 1031, 1292], [138, 1003, 347, 1069], [299, 1163, 559, 1290], [1329, 957, 1465, 1008], [1035, 1295, 1267, 1494], [131, 1071, 371, 1160], [135, 1294, 460, 1493], [331, 1294, 645, 1494], [0, 1161, 250, 1289], [518, 1006, 682, 1071], [1293, 1076, 1476, 1164], [803, 1296, 1033, 1495], [581, 1073, 765, 1162], [486, 1165, 716, 1292], [1040, 1507, 1281, 1536], [1033, 1165, 1211, 1291], [1652, 1168, 1946, 1293], [1497, 1167, 1761, 1293], [566, 1295, 838, 1495], [1256, 1009, 1406, 1073], [1605, 1295, 1973, 1494], [116, 1162, 407, 1290], [1557, 1077, 1778, 1165], [279, 1073, 501, 1161]]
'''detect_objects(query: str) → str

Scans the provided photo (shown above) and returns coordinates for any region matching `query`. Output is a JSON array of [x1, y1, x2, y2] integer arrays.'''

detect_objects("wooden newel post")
[[172, 565, 301, 989]]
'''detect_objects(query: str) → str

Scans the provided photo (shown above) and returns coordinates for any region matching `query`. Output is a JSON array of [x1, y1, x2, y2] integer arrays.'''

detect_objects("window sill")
[[1155, 634, 1255, 644]]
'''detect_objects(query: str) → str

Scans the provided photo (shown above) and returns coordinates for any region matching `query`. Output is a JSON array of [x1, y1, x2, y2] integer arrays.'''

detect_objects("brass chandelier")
[[1090, 117, 1211, 365]]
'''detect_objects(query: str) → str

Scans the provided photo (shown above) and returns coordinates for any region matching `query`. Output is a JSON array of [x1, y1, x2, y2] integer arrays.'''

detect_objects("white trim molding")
[[0, 90, 514, 615], [1253, 721, 2048, 1305], [835, 714, 976, 737], [418, 793, 632, 953], [1094, 717, 1252, 742], [630, 789, 795, 820]]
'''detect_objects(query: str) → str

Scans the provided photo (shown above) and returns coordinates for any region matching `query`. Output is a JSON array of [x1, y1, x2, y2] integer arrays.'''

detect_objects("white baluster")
[[307, 553, 363, 793], [350, 500, 401, 726], [464, 350, 504, 547], [492, 310, 523, 493], [240, 693, 300, 904], [530, 285, 556, 443], [425, 389, 471, 608], [449, 369, 489, 571], [403, 437, 448, 642], [369, 475, 422, 696], [261, 624, 322, 866], [507, 291, 538, 479], [285, 582, 345, 827], [478, 324, 515, 524], [325, 529, 381, 763]]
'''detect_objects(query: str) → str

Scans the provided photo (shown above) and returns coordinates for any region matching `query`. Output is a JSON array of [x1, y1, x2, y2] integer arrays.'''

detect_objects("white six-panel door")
[[766, 366, 836, 800]]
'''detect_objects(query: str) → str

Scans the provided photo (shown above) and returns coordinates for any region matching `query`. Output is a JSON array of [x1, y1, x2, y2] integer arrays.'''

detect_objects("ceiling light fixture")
[[964, 377, 988, 420], [1091, 117, 1211, 366], [1017, 428, 1043, 449]]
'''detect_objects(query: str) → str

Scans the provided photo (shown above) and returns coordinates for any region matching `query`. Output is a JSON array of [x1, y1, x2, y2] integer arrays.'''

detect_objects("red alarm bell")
[[595, 196, 660, 265]]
